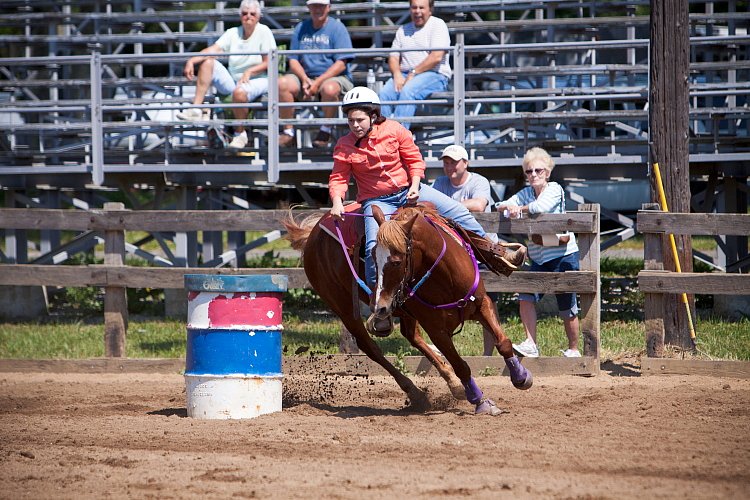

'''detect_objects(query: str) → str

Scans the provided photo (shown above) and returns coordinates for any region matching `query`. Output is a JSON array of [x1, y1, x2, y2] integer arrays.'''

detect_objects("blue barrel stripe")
[[185, 328, 282, 376]]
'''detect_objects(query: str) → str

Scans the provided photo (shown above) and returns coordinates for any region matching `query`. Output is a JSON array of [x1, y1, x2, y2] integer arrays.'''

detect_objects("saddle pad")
[[424, 214, 465, 248], [319, 202, 364, 252]]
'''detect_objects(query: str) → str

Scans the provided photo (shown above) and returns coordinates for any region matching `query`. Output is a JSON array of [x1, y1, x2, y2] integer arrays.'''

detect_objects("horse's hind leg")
[[426, 330, 505, 416], [476, 295, 533, 390], [398, 315, 466, 401]]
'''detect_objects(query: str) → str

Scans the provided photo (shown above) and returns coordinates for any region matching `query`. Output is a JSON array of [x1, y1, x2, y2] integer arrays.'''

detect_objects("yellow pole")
[[652, 162, 697, 343]]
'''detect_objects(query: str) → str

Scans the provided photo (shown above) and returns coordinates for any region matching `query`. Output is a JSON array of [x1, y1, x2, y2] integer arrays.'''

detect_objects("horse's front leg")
[[398, 315, 466, 401], [330, 303, 430, 411], [475, 295, 533, 390], [424, 314, 505, 416]]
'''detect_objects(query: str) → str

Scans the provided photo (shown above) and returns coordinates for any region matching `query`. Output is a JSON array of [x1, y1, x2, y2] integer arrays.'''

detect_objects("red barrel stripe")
[[206, 292, 283, 328]]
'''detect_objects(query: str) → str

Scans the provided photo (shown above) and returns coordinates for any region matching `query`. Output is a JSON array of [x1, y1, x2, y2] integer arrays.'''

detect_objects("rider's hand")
[[330, 200, 345, 220], [406, 185, 419, 204]]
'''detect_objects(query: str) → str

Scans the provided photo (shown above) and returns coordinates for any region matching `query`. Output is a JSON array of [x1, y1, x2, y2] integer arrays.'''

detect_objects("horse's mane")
[[282, 210, 322, 254], [377, 205, 443, 254]]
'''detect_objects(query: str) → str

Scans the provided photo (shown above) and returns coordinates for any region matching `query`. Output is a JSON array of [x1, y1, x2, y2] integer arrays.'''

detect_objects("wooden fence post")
[[641, 203, 665, 357], [103, 202, 128, 357], [577, 204, 601, 363]]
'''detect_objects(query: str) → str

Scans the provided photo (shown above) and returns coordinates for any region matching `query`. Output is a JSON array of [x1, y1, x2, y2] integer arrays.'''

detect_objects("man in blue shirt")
[[278, 0, 354, 148]]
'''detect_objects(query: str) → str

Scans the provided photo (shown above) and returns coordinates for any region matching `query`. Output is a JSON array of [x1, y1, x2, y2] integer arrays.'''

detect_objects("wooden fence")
[[0, 204, 600, 369], [637, 207, 750, 363]]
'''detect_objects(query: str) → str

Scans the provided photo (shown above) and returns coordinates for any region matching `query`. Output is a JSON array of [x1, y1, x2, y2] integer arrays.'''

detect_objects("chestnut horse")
[[283, 205, 532, 414]]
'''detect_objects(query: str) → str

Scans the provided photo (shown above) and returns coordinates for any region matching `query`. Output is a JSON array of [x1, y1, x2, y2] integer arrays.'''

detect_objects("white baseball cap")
[[440, 144, 469, 161], [306, 0, 330, 5]]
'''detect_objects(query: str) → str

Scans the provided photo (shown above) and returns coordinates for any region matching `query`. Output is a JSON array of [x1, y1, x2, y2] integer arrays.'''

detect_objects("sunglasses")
[[241, 11, 259, 17], [524, 168, 546, 176]]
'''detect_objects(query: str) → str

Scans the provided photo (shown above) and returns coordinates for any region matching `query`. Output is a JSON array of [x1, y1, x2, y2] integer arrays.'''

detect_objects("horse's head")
[[365, 205, 421, 336]]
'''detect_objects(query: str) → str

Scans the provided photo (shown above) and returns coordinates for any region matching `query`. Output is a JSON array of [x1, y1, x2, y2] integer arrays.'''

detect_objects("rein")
[[333, 217, 372, 296], [330, 210, 402, 297]]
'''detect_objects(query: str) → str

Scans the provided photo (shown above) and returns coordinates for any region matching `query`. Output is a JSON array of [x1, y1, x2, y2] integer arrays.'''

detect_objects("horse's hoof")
[[512, 370, 534, 391], [407, 389, 431, 412], [365, 314, 393, 337], [475, 398, 507, 416]]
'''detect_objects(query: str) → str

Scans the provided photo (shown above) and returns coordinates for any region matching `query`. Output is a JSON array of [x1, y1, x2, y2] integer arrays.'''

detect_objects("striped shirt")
[[390, 16, 452, 79], [500, 181, 578, 264]]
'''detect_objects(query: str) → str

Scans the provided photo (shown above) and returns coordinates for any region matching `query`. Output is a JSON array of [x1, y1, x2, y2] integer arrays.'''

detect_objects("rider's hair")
[[346, 104, 386, 125]]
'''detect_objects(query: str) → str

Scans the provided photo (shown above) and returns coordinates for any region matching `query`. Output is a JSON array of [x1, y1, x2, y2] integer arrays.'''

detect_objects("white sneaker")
[[512, 338, 539, 358], [176, 108, 206, 121], [228, 131, 249, 149], [561, 348, 582, 358]]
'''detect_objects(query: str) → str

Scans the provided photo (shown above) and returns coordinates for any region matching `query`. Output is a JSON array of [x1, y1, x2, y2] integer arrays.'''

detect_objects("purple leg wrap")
[[505, 356, 529, 385], [463, 377, 484, 405]]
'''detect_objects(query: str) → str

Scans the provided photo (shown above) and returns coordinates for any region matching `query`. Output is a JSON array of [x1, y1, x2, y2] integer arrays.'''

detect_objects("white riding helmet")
[[342, 86, 381, 112]]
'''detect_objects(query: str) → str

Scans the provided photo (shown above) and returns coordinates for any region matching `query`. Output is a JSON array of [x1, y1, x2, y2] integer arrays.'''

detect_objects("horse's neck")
[[414, 217, 465, 272]]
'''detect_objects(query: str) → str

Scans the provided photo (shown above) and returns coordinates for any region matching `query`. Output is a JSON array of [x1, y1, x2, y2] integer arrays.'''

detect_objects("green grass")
[[615, 235, 717, 252], [1, 313, 748, 361]]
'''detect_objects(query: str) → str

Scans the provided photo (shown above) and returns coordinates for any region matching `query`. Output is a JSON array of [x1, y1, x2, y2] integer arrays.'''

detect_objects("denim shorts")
[[212, 61, 269, 101], [519, 251, 580, 317]]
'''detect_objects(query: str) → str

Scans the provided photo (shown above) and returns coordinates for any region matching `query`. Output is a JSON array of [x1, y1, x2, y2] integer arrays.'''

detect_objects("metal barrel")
[[184, 274, 288, 419]]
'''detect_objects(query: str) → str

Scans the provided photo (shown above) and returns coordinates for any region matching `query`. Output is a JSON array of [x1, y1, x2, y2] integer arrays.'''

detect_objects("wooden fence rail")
[[637, 208, 750, 357], [0, 204, 600, 364]]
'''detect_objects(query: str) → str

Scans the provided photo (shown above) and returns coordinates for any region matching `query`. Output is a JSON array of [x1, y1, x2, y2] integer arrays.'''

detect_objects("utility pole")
[[649, 0, 694, 350]]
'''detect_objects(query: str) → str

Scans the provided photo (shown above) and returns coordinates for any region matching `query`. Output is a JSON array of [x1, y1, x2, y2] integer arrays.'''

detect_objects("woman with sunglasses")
[[495, 147, 581, 359], [178, 0, 276, 149]]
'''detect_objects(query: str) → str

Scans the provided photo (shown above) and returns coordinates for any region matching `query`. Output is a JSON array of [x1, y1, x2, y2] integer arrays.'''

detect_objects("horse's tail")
[[282, 210, 322, 254]]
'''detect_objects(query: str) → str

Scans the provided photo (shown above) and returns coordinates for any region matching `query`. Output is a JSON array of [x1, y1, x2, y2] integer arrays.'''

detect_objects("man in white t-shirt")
[[379, 0, 451, 130], [432, 144, 499, 356], [178, 0, 276, 149]]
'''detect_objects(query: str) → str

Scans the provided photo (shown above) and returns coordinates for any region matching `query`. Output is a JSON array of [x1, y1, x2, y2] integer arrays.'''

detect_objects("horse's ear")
[[372, 205, 386, 226], [403, 213, 420, 235]]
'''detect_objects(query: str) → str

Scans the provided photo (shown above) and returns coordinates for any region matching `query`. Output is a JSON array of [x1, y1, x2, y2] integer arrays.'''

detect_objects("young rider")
[[328, 86, 506, 291]]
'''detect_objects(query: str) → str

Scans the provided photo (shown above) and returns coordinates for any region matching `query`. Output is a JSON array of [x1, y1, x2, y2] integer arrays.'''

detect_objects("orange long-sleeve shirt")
[[329, 119, 426, 202]]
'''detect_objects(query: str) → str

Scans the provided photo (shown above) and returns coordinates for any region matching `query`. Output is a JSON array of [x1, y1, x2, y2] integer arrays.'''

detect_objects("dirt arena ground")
[[1, 362, 749, 499]]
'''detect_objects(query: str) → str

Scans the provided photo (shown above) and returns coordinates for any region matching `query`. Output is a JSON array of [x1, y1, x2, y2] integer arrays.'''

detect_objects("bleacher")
[[0, 0, 748, 195]]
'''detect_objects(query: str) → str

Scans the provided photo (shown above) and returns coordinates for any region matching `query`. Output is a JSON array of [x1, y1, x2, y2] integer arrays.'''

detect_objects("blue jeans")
[[362, 183, 486, 288], [519, 252, 580, 318], [379, 71, 449, 130]]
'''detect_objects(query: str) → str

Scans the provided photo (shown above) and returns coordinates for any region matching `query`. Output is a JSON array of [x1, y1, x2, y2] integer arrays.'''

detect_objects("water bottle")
[[366, 68, 376, 90]]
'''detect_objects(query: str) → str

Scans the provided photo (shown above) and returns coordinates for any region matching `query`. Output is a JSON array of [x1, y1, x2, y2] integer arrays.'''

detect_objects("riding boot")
[[473, 236, 527, 276]]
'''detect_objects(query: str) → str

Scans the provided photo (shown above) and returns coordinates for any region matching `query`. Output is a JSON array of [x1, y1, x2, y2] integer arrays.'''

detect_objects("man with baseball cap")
[[431, 144, 503, 356], [432, 144, 493, 213], [277, 0, 354, 148]]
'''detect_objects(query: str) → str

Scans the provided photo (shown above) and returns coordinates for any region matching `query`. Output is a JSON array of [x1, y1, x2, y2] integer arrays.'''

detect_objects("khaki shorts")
[[284, 73, 353, 100]]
